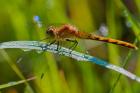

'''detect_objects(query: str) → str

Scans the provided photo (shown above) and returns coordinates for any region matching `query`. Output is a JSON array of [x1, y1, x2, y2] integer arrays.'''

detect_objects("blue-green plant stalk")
[[0, 41, 140, 83]]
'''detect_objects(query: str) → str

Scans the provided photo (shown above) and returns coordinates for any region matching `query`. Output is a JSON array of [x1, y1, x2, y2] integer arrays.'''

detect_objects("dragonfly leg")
[[56, 41, 61, 52], [41, 40, 56, 51], [66, 39, 78, 54], [49, 40, 56, 45]]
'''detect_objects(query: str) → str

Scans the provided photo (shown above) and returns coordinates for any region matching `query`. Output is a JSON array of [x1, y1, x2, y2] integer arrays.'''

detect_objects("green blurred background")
[[0, 0, 140, 93]]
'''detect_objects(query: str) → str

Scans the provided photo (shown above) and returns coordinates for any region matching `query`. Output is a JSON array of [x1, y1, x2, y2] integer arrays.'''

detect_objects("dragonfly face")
[[46, 26, 55, 38]]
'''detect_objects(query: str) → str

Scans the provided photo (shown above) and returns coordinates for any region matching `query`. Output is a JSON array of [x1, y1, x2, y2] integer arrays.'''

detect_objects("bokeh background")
[[0, 0, 140, 93]]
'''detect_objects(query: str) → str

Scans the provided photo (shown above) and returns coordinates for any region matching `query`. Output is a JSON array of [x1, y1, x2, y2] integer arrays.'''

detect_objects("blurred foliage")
[[0, 0, 140, 93]]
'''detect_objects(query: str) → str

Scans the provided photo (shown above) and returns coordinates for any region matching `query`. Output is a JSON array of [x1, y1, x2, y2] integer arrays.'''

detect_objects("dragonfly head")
[[46, 26, 55, 37]]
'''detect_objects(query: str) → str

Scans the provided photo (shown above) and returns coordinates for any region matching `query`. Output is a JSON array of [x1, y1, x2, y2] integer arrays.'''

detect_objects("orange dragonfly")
[[45, 24, 138, 50]]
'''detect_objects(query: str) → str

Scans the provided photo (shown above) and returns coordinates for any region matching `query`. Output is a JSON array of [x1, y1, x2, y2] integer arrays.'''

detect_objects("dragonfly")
[[45, 24, 138, 50]]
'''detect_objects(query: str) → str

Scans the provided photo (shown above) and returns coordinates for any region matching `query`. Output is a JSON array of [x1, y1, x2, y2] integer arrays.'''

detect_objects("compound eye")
[[46, 26, 54, 36]]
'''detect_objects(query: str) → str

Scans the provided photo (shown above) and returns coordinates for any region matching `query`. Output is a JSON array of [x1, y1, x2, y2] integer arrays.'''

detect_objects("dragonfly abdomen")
[[85, 34, 138, 49]]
